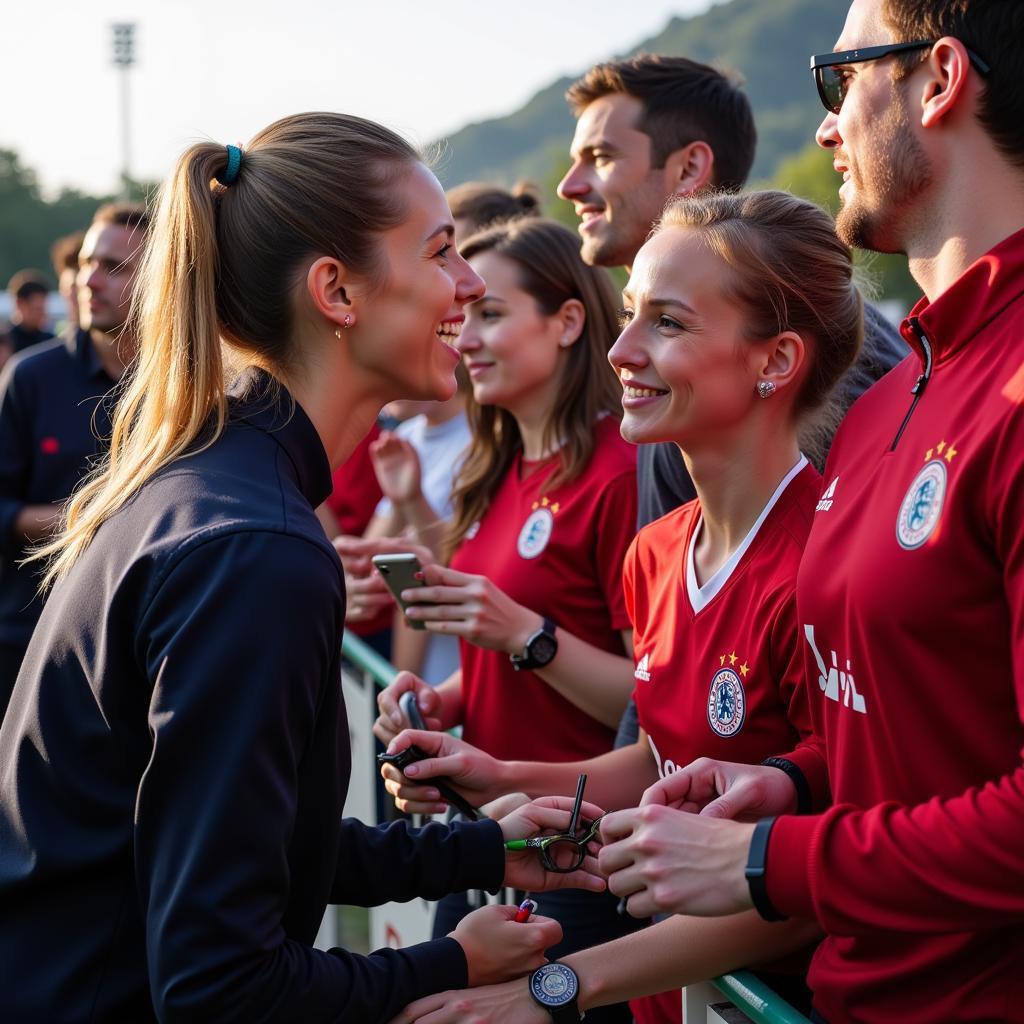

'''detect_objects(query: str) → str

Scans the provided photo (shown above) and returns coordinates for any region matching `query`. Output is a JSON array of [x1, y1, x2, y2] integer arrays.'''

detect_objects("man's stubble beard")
[[835, 93, 933, 255], [579, 227, 642, 270]]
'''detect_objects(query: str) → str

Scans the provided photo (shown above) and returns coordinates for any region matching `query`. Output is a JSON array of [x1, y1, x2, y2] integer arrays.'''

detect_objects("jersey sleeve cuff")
[[775, 743, 831, 811], [765, 813, 821, 921]]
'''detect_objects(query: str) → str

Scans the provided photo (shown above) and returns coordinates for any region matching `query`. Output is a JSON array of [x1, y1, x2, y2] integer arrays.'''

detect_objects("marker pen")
[[514, 898, 538, 923]]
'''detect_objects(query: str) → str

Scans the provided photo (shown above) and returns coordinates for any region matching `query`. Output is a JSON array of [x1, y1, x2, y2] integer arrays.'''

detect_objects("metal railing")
[[340, 630, 811, 1024]]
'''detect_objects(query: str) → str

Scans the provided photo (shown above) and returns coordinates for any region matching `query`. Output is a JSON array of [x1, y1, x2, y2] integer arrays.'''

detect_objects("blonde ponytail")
[[32, 112, 419, 587]]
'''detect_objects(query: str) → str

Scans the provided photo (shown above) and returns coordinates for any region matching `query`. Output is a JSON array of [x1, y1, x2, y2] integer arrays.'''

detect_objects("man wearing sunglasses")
[[597, 2, 1024, 1022]]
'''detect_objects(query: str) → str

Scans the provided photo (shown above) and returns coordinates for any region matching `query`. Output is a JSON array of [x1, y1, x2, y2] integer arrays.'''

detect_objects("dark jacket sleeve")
[[134, 531, 472, 1024], [0, 360, 31, 553], [332, 816, 505, 907]]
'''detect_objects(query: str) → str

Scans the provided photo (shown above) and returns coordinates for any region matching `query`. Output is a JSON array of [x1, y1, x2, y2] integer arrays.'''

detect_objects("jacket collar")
[[228, 368, 333, 509], [900, 225, 1024, 365], [65, 328, 117, 383]]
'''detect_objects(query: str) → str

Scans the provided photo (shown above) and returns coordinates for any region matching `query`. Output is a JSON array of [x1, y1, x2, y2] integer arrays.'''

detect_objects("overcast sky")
[[5, 0, 719, 196]]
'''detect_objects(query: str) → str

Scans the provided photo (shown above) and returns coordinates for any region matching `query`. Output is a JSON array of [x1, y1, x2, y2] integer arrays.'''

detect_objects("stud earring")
[[757, 380, 777, 399], [344, 314, 353, 328]]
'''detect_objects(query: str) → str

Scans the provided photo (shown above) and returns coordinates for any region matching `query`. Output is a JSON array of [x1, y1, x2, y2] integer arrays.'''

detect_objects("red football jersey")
[[768, 227, 1024, 1023], [326, 423, 383, 536], [452, 417, 637, 763], [629, 460, 819, 779]]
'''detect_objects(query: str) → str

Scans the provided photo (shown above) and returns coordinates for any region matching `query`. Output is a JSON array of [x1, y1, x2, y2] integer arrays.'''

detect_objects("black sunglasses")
[[810, 40, 991, 114]]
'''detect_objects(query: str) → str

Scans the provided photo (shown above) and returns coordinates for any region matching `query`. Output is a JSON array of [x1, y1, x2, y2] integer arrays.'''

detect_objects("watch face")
[[530, 633, 558, 666], [530, 963, 579, 1007]]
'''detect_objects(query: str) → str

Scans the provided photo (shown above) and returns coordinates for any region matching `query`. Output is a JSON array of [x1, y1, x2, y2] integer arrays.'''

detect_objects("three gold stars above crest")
[[924, 439, 958, 463], [719, 651, 751, 677]]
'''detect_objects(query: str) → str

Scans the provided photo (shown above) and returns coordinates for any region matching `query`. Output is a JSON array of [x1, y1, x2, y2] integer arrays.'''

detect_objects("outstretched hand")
[[370, 431, 424, 505], [598, 804, 754, 919], [451, 904, 561, 988], [499, 795, 607, 895], [374, 674, 446, 746], [640, 758, 798, 820], [402, 563, 541, 654], [380, 728, 503, 815]]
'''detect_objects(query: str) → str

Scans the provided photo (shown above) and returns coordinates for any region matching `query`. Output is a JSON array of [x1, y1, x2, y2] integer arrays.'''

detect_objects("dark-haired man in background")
[[2, 271, 54, 363], [0, 203, 148, 712], [558, 54, 906, 526]]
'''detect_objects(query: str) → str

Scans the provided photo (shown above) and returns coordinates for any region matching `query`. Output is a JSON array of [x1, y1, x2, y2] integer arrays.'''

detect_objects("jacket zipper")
[[889, 316, 933, 451]]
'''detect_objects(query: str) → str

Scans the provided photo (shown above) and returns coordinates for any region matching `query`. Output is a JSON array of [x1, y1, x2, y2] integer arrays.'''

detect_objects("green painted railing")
[[341, 629, 811, 1024]]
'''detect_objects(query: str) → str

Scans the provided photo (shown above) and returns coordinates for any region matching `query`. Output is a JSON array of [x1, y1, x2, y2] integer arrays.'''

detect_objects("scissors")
[[503, 773, 603, 873]]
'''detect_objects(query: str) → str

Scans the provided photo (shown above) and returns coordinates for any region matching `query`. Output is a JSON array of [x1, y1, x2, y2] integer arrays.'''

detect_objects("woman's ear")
[[556, 298, 586, 348], [757, 330, 807, 395], [306, 256, 357, 332]]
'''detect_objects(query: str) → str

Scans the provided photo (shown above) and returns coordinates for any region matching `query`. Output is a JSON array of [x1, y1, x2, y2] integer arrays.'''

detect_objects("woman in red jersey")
[[374, 217, 642, 1022], [378, 190, 864, 1024]]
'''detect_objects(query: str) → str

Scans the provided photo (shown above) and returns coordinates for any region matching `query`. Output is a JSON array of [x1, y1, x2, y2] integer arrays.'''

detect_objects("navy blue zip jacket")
[[0, 372, 504, 1023], [0, 330, 117, 651]]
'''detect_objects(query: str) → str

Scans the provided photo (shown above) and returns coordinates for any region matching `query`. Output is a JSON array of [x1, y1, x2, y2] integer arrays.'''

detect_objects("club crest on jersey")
[[896, 458, 948, 550], [517, 497, 559, 559], [707, 667, 746, 737]]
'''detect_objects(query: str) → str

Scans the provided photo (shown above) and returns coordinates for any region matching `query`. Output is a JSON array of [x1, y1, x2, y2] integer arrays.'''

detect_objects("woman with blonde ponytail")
[[0, 113, 607, 1024]]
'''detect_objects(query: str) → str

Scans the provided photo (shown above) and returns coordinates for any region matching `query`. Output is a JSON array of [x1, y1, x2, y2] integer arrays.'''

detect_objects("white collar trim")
[[686, 455, 808, 614]]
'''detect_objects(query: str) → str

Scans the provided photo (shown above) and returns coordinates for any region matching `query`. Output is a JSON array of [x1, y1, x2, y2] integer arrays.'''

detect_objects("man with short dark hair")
[[0, 203, 148, 711], [598, 2, 1024, 1020], [4, 271, 54, 355], [50, 230, 86, 333], [558, 52, 907, 526]]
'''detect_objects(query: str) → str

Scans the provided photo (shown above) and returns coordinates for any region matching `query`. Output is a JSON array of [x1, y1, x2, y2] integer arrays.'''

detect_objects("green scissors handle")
[[504, 837, 543, 851]]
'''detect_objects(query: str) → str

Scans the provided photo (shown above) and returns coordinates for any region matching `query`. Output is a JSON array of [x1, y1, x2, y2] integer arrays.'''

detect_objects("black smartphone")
[[371, 552, 427, 629], [400, 690, 428, 731]]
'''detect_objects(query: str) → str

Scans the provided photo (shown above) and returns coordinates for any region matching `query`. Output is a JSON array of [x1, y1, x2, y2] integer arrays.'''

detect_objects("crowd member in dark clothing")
[[50, 229, 86, 334], [0, 112, 605, 1024], [0, 204, 147, 712], [3, 271, 54, 358]]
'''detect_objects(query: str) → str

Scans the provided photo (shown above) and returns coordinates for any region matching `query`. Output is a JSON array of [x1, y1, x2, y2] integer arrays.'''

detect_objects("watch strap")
[[510, 617, 558, 671], [760, 756, 813, 814], [745, 817, 785, 921]]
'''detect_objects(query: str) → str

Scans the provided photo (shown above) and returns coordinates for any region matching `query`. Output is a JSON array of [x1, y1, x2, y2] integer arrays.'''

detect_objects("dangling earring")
[[335, 314, 354, 340], [757, 380, 777, 399]]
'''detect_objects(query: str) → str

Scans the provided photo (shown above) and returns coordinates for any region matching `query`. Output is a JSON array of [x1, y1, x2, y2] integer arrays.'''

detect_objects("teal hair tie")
[[219, 144, 242, 186]]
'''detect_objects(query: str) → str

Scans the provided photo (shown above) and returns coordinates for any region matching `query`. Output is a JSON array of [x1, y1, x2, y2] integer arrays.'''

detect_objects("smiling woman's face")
[[352, 163, 485, 404], [609, 225, 765, 448], [456, 250, 570, 418]]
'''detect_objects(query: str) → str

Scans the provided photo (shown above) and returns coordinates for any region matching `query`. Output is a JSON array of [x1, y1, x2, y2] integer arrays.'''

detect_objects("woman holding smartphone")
[[374, 217, 641, 1022], [379, 191, 864, 1023], [0, 113, 608, 1024]]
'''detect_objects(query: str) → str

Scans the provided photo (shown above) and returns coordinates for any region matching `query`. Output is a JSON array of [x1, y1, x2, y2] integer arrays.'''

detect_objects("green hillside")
[[433, 0, 848, 190]]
